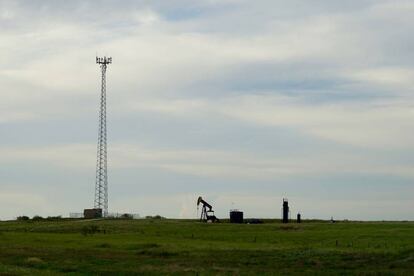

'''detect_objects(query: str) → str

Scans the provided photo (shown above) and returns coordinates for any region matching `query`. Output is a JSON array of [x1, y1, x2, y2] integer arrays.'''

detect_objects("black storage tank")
[[230, 210, 244, 223]]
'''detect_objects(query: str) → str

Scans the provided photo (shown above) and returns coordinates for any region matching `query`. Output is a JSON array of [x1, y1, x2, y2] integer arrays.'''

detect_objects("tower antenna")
[[94, 56, 112, 217]]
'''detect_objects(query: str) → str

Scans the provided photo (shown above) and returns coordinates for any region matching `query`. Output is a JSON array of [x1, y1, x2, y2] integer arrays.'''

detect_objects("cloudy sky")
[[1, 0, 414, 220]]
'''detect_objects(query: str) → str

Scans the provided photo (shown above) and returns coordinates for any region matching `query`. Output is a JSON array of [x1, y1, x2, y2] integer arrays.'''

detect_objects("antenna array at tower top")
[[96, 56, 112, 64]]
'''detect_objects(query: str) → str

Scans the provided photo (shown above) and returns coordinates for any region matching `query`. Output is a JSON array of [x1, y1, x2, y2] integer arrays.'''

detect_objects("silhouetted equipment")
[[282, 198, 289, 223], [197, 196, 219, 222], [245, 218, 263, 224], [230, 210, 244, 223], [297, 213, 301, 223], [84, 208, 102, 219]]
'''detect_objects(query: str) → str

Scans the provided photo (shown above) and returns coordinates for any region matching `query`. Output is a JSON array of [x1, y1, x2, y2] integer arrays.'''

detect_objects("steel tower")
[[94, 56, 112, 217]]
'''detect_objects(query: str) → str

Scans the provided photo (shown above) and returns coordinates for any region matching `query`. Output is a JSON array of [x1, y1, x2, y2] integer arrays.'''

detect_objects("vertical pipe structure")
[[282, 198, 289, 223], [94, 56, 112, 217]]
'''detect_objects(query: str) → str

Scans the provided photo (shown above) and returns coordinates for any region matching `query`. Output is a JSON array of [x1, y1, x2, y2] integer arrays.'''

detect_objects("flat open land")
[[0, 219, 413, 275]]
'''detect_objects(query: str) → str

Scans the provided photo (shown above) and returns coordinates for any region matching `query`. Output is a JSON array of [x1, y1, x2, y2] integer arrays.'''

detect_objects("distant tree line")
[[145, 215, 165, 219], [16, 215, 63, 221]]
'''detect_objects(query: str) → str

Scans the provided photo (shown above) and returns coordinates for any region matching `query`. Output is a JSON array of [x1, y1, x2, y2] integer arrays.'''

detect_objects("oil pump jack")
[[197, 196, 219, 223]]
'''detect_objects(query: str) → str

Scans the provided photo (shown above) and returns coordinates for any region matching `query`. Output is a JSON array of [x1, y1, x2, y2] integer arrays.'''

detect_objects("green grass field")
[[0, 219, 413, 275]]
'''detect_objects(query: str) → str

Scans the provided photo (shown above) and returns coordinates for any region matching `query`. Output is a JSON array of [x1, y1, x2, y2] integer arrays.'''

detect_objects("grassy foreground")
[[0, 219, 413, 275]]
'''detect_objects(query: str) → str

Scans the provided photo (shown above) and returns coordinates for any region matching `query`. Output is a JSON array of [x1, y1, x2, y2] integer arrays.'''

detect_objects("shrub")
[[32, 215, 44, 221], [120, 213, 133, 219], [46, 216, 62, 221], [81, 225, 101, 236], [145, 215, 165, 220], [17, 216, 30, 221]]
